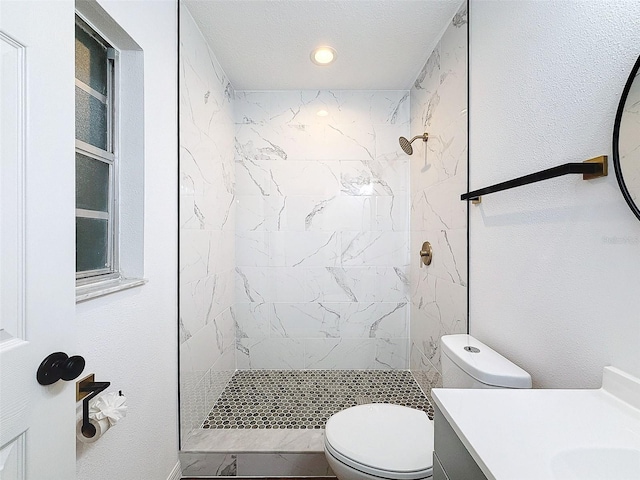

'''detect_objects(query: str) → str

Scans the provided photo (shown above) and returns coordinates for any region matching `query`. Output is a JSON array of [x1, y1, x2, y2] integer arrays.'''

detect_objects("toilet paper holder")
[[76, 374, 111, 439]]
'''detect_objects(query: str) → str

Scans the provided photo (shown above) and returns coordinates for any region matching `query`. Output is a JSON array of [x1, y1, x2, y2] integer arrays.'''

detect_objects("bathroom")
[[1, 0, 639, 479]]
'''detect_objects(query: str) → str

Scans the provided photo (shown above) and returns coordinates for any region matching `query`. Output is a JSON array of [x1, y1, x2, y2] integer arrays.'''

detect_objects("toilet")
[[324, 334, 532, 480]]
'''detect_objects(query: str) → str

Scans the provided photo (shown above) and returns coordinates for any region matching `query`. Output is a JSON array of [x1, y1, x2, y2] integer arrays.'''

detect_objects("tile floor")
[[202, 369, 432, 430]]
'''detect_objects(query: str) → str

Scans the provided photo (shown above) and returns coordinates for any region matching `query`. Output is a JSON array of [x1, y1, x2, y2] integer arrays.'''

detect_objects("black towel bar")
[[461, 156, 607, 203]]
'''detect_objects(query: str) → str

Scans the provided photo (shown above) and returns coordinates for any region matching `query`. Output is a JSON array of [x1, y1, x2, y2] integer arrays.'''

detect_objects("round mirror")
[[613, 55, 640, 221]]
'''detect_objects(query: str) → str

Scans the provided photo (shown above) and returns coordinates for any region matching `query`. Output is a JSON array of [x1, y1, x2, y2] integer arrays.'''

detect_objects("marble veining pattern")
[[234, 90, 410, 369], [410, 2, 468, 382], [179, 5, 237, 440], [180, 448, 332, 477], [180, 429, 333, 476], [179, 0, 464, 444]]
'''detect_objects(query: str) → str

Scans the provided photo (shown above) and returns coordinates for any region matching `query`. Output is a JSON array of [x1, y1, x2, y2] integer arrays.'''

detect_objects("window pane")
[[75, 21, 108, 95], [76, 217, 109, 272], [76, 152, 109, 212], [75, 86, 107, 150]]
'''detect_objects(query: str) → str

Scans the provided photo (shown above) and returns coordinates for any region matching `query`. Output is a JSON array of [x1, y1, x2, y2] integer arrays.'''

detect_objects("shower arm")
[[409, 133, 429, 144]]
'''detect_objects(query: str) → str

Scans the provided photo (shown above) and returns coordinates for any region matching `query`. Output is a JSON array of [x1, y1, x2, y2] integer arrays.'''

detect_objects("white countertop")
[[432, 367, 640, 480]]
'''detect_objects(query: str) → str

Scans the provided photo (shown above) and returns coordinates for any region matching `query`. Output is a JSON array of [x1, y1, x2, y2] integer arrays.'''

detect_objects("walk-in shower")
[[178, 0, 468, 476]]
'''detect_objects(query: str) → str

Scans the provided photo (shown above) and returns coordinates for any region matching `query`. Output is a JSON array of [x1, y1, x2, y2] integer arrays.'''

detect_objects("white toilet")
[[324, 334, 532, 480]]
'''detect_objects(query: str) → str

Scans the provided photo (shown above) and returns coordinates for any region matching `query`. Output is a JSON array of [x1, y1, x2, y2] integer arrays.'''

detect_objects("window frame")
[[75, 14, 120, 285]]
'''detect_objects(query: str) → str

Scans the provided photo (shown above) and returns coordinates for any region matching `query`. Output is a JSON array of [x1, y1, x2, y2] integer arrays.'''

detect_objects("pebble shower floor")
[[202, 370, 433, 430]]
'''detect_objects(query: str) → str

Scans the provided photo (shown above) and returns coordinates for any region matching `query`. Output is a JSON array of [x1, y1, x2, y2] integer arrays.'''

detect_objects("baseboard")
[[167, 461, 182, 480]]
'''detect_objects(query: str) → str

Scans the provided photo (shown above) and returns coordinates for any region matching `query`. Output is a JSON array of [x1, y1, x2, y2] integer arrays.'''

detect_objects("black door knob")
[[36, 352, 85, 385]]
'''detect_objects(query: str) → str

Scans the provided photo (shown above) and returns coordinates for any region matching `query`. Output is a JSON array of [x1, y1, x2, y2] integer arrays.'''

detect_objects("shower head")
[[399, 133, 428, 155], [399, 136, 413, 155]]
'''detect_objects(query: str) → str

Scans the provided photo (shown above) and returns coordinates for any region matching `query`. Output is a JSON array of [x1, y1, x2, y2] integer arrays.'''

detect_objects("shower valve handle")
[[419, 242, 433, 268]]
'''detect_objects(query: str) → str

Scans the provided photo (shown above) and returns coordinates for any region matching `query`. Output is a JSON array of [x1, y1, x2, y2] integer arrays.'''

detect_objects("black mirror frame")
[[613, 53, 640, 222]]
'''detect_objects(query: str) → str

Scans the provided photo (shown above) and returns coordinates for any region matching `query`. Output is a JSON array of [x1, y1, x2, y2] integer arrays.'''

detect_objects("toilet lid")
[[325, 404, 434, 479]]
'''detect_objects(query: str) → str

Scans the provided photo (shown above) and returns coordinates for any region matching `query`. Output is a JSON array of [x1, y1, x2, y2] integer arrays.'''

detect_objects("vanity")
[[432, 401, 487, 480], [431, 367, 640, 480]]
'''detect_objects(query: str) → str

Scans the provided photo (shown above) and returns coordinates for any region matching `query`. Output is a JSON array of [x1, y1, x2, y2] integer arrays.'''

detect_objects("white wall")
[[75, 1, 179, 479], [234, 90, 411, 369], [470, 0, 640, 388], [410, 2, 467, 392], [179, 4, 236, 440]]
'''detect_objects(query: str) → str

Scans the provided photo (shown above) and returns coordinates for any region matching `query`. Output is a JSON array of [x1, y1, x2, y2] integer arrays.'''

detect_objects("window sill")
[[76, 276, 147, 303]]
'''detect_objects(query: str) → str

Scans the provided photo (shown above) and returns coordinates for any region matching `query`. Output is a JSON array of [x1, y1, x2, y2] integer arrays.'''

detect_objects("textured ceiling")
[[183, 0, 463, 90]]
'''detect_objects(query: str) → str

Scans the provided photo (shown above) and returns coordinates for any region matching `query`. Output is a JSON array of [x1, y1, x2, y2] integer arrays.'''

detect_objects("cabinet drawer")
[[434, 405, 488, 480], [433, 452, 450, 480]]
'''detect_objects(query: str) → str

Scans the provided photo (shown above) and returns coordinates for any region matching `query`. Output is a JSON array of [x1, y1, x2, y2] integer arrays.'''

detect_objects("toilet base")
[[324, 448, 433, 480]]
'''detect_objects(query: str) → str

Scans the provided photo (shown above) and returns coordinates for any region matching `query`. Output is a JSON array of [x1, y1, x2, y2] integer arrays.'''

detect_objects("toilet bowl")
[[324, 403, 434, 480], [324, 334, 532, 480]]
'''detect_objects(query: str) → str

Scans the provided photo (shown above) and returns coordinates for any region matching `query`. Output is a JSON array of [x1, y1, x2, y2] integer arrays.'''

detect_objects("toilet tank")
[[441, 334, 532, 389]]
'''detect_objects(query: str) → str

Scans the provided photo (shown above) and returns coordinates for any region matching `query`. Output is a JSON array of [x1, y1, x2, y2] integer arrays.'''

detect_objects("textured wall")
[[75, 1, 179, 479], [179, 5, 236, 438], [409, 3, 468, 393], [470, 0, 640, 388], [234, 90, 411, 369]]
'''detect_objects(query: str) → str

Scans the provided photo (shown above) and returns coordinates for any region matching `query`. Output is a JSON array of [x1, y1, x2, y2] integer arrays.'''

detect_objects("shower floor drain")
[[355, 395, 372, 405], [202, 370, 432, 430]]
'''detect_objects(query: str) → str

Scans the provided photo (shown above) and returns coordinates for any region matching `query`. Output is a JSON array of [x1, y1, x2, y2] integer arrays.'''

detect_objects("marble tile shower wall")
[[409, 3, 468, 394], [179, 7, 236, 437], [234, 90, 411, 369]]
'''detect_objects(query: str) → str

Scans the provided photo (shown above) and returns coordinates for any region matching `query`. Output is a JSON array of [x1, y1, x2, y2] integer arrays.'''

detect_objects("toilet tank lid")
[[441, 334, 532, 388]]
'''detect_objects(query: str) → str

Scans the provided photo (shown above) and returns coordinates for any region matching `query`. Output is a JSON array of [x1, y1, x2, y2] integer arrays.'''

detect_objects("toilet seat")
[[324, 403, 434, 480]]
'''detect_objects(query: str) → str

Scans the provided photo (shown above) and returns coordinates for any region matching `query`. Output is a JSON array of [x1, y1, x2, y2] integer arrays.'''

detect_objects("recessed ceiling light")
[[311, 46, 337, 66], [317, 109, 329, 117]]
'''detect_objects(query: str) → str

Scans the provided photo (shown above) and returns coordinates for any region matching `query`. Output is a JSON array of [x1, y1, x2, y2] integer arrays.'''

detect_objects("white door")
[[1, 1, 78, 479]]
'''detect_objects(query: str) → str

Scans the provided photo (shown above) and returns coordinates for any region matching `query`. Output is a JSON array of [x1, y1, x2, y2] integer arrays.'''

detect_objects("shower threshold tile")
[[182, 428, 325, 453]]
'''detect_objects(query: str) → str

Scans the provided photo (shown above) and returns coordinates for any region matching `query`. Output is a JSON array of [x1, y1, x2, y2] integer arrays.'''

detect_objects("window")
[[74, 2, 145, 302], [75, 15, 117, 283]]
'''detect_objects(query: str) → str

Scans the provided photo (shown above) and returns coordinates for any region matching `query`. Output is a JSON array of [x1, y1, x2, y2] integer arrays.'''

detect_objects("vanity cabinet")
[[433, 405, 488, 480]]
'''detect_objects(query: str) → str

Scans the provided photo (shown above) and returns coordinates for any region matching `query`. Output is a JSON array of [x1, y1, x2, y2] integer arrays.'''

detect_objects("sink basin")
[[551, 448, 640, 480]]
